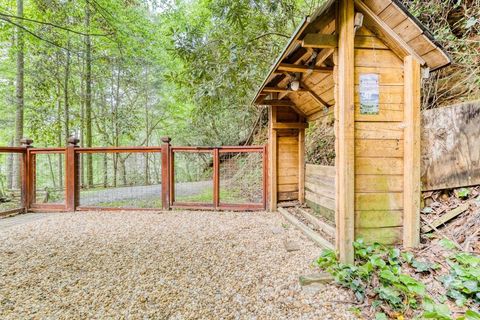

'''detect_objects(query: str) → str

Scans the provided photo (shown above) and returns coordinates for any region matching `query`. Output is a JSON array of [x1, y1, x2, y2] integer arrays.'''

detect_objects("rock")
[[284, 240, 301, 252], [270, 226, 283, 234]]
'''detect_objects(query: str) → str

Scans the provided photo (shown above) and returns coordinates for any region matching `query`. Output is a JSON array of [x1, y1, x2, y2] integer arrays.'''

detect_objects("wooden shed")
[[253, 0, 451, 262]]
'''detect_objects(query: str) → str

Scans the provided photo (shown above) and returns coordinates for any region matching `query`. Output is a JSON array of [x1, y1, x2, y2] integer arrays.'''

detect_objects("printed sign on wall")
[[359, 74, 379, 115]]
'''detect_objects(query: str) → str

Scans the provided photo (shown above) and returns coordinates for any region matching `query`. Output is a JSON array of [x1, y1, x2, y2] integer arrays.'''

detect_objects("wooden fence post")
[[161, 137, 171, 210], [20, 138, 33, 211], [65, 137, 79, 212], [263, 144, 268, 210], [403, 56, 421, 247], [336, 0, 355, 264], [213, 148, 220, 209]]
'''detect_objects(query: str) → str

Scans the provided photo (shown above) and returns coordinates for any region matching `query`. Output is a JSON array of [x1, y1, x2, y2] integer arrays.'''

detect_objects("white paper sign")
[[359, 74, 379, 115]]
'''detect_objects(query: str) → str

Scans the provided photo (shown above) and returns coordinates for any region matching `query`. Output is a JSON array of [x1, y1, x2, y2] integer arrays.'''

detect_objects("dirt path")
[[0, 211, 356, 319]]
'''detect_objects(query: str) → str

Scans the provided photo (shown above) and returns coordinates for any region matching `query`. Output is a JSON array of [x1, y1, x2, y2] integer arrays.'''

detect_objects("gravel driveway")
[[0, 211, 356, 319], [80, 181, 212, 206]]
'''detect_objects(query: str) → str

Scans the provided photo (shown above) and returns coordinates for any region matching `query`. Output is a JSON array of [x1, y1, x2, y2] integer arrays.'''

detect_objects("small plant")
[[316, 239, 480, 319], [456, 188, 471, 199]]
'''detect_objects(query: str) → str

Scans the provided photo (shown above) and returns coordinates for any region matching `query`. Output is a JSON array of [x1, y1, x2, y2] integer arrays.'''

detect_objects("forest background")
[[0, 0, 478, 183]]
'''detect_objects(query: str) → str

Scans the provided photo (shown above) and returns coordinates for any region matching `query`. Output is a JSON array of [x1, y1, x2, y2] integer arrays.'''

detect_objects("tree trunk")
[[144, 66, 150, 185], [80, 55, 85, 188], [64, 37, 71, 141], [6, 138, 14, 190], [56, 72, 63, 187], [85, 2, 93, 187], [103, 153, 108, 188], [120, 157, 127, 186], [14, 0, 24, 189]]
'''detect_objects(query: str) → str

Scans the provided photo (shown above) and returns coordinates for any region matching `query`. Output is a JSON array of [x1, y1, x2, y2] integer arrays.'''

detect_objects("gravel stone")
[[0, 211, 357, 319]]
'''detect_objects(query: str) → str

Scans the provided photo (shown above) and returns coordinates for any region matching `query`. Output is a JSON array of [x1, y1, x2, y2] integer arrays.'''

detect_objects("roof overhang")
[[252, 0, 452, 107]]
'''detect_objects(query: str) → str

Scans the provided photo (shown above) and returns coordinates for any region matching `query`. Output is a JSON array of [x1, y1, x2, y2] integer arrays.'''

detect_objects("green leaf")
[[421, 301, 453, 320], [454, 253, 480, 267], [377, 285, 402, 308], [380, 269, 398, 283], [464, 310, 480, 320], [398, 274, 426, 295], [439, 239, 457, 250], [375, 312, 388, 320], [462, 280, 479, 294], [457, 188, 470, 199], [412, 259, 434, 272], [447, 289, 467, 306], [371, 255, 387, 268], [402, 251, 414, 264]]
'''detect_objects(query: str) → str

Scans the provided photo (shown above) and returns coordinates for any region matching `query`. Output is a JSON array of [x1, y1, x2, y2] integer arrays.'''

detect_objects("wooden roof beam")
[[277, 63, 333, 73], [272, 122, 309, 130], [263, 99, 307, 118], [262, 87, 307, 93], [261, 99, 296, 107], [354, 0, 426, 65], [301, 34, 338, 48]]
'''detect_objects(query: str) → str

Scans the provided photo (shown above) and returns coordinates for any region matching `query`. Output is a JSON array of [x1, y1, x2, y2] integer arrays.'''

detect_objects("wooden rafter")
[[301, 81, 329, 108], [261, 99, 296, 107], [314, 48, 335, 67], [262, 87, 307, 93], [301, 33, 338, 48], [272, 122, 308, 130], [278, 63, 333, 73]]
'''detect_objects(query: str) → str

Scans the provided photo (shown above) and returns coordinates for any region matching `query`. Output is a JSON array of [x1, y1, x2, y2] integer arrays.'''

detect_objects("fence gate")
[[170, 146, 267, 211], [0, 138, 267, 216]]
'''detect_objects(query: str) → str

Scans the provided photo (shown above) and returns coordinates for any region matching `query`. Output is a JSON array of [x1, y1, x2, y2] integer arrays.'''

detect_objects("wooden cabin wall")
[[305, 164, 335, 223], [352, 26, 404, 244]]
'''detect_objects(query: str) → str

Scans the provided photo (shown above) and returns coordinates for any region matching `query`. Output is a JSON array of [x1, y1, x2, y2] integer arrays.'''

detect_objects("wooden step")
[[278, 207, 334, 249]]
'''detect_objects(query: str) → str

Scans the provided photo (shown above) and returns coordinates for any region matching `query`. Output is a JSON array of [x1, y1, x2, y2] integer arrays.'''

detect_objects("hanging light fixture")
[[290, 79, 300, 91]]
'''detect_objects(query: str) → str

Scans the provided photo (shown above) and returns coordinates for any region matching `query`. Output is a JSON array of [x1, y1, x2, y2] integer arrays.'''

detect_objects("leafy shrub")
[[316, 239, 480, 319]]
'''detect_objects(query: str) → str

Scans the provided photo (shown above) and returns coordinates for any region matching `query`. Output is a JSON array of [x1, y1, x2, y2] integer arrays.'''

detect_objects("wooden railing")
[[0, 141, 30, 216], [0, 137, 267, 214]]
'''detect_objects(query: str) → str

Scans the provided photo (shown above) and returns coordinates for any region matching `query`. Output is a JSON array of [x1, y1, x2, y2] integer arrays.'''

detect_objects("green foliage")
[[317, 240, 426, 313], [317, 239, 480, 319], [457, 188, 471, 199], [441, 253, 480, 307]]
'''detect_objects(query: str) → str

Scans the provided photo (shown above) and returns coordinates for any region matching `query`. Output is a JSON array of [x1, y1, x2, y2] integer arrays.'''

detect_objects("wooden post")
[[336, 0, 355, 264], [298, 128, 305, 204], [263, 144, 268, 210], [403, 56, 421, 247], [268, 106, 277, 211], [213, 148, 220, 208], [20, 138, 33, 211], [169, 148, 175, 205], [65, 137, 79, 212], [161, 137, 171, 210]]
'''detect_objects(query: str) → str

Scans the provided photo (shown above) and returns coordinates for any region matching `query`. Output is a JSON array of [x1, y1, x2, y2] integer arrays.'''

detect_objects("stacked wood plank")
[[305, 164, 335, 222]]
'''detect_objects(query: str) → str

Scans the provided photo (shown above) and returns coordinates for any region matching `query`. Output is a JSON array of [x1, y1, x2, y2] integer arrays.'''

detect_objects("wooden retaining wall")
[[305, 164, 335, 223]]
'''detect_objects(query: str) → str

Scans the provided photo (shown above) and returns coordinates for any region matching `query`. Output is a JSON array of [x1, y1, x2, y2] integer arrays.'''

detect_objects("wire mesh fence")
[[33, 152, 65, 205], [3, 140, 265, 213], [77, 151, 163, 209], [0, 152, 23, 213], [219, 151, 264, 205], [172, 151, 214, 205]]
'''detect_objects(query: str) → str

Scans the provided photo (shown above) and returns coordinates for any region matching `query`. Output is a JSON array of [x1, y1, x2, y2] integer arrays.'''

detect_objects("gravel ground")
[[0, 211, 356, 319]]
